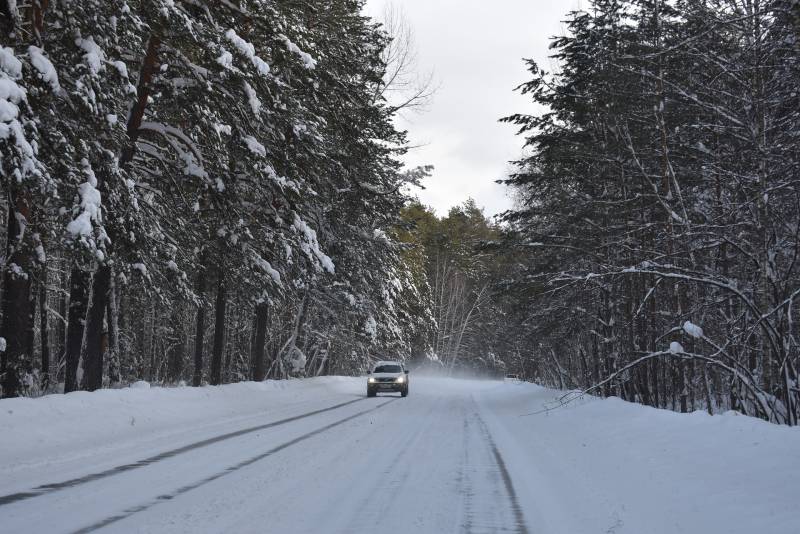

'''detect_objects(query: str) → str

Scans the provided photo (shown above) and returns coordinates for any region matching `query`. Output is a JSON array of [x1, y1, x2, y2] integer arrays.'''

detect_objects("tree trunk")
[[81, 265, 111, 391], [56, 268, 67, 376], [167, 303, 185, 383], [75, 32, 162, 391], [64, 266, 89, 393], [121, 34, 161, 165], [192, 266, 206, 386], [0, 191, 33, 398], [106, 273, 118, 359], [39, 263, 50, 391], [702, 364, 714, 415], [210, 266, 226, 386], [148, 303, 157, 382], [223, 315, 232, 382], [0, 0, 49, 395], [679, 361, 688, 413], [136, 299, 148, 379], [252, 302, 269, 381], [25, 277, 36, 364], [106, 275, 120, 385]]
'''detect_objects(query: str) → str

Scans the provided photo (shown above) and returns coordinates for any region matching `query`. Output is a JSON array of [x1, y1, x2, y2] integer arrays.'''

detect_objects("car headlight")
[[368, 377, 376, 383], [396, 375, 405, 383]]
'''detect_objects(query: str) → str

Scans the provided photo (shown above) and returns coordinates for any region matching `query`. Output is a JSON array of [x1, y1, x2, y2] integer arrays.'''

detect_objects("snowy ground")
[[1, 376, 798, 534]]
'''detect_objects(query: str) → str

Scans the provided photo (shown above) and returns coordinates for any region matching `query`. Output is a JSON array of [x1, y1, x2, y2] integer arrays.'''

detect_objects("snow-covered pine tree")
[[0, 0, 431, 393], [501, 0, 800, 424]]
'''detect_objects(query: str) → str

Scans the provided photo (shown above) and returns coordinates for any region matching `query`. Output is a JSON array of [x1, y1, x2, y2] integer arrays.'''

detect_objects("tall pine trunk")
[[25, 277, 36, 363], [39, 263, 50, 391], [81, 265, 111, 391], [56, 266, 66, 376], [148, 303, 157, 382], [252, 302, 268, 381], [192, 265, 206, 386], [1, 190, 33, 398], [64, 266, 89, 393], [77, 33, 162, 392], [106, 276, 120, 385], [166, 303, 184, 383], [0, 0, 51, 399], [210, 266, 226, 386]]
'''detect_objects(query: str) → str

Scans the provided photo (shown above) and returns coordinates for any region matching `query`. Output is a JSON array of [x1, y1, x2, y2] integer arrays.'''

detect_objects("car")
[[504, 374, 519, 382], [367, 361, 409, 397]]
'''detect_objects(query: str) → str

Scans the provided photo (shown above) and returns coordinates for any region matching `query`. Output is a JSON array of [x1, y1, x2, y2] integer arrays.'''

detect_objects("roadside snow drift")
[[477, 381, 800, 534], [0, 377, 359, 484]]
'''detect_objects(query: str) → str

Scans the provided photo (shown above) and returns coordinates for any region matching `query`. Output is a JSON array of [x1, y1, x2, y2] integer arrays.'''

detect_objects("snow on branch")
[[251, 251, 282, 285], [138, 121, 207, 179], [28, 46, 62, 94], [293, 213, 335, 274], [0, 47, 39, 179], [66, 159, 106, 261], [243, 135, 266, 157], [224, 29, 270, 77], [76, 36, 106, 75], [279, 34, 317, 70], [243, 81, 261, 115]]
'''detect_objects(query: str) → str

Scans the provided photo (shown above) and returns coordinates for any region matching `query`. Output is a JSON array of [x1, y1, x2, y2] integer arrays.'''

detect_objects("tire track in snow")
[[70, 398, 398, 534], [0, 397, 365, 507], [459, 408, 476, 533], [341, 396, 443, 533], [462, 408, 513, 534], [472, 406, 530, 534]]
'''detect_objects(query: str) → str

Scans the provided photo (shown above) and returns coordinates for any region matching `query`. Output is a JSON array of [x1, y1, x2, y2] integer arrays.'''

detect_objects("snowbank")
[[0, 377, 361, 483], [476, 381, 800, 534]]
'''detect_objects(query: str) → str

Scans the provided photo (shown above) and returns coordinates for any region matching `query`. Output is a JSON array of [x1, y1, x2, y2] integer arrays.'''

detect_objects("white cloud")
[[365, 0, 580, 217]]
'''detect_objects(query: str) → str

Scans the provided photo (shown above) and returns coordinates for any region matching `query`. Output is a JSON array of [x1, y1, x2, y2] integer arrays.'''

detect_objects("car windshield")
[[373, 364, 402, 373]]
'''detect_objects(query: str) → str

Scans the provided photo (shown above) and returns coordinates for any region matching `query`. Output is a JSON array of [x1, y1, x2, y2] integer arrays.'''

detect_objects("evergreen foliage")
[[0, 0, 426, 396], [501, 0, 800, 424]]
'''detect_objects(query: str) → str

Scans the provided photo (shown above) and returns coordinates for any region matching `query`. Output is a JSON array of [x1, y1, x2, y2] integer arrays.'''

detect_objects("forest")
[[500, 0, 800, 425], [2, 0, 800, 427], [0, 0, 433, 397]]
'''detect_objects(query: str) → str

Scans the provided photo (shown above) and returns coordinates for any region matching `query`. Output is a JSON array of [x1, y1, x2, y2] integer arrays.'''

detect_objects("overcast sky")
[[363, 0, 582, 218]]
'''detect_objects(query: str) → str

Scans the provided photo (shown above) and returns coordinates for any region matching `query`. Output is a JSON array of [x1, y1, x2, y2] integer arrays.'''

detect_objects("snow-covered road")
[[1, 376, 798, 533]]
